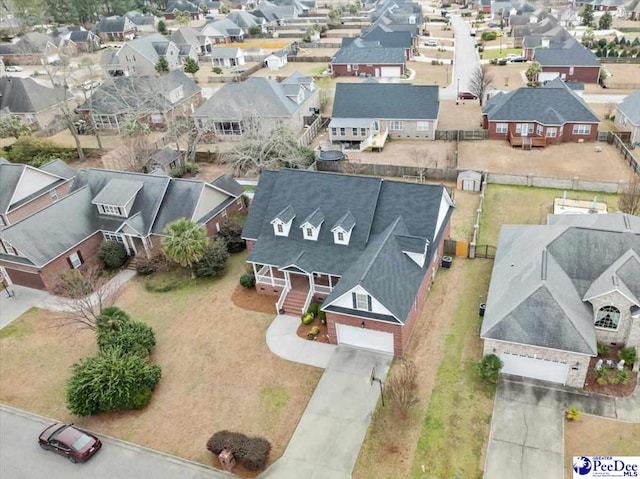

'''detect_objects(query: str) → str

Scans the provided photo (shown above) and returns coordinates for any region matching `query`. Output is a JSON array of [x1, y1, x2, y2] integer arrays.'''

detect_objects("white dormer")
[[300, 208, 324, 241], [270, 205, 295, 237], [91, 179, 143, 218], [396, 235, 430, 268], [331, 212, 356, 246]]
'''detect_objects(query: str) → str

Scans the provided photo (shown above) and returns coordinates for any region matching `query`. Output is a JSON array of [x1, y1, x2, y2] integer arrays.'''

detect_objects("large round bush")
[[97, 240, 128, 269]]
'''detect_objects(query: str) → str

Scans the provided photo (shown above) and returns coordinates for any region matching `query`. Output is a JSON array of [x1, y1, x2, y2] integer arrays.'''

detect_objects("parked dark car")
[[458, 92, 478, 100], [39, 423, 102, 463], [510, 56, 527, 62]]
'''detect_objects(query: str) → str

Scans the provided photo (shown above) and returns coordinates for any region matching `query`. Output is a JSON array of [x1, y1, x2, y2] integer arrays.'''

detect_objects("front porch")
[[252, 264, 339, 315]]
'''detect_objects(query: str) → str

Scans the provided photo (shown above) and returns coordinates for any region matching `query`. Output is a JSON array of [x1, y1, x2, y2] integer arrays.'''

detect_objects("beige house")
[[615, 90, 640, 144]]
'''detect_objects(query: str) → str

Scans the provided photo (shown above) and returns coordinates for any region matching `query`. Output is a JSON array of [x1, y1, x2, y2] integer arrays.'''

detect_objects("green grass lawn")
[[410, 260, 494, 479], [481, 48, 520, 60], [478, 185, 620, 246]]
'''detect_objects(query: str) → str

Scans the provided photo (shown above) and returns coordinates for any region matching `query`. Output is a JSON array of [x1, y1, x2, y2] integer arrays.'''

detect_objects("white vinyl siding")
[[390, 121, 403, 131], [416, 121, 429, 132]]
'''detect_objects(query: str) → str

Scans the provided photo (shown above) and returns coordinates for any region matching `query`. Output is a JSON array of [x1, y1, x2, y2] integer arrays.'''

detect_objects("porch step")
[[282, 289, 310, 315], [126, 257, 139, 271]]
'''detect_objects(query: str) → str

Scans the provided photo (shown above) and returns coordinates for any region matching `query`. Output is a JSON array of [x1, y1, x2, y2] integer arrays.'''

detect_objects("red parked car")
[[38, 423, 102, 463], [458, 92, 478, 100]]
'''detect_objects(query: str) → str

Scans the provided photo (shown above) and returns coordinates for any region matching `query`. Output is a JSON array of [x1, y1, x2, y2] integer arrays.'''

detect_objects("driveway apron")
[[261, 346, 393, 479]]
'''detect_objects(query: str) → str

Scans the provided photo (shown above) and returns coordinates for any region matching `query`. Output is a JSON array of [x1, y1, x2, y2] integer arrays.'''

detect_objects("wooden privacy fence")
[[297, 116, 328, 147], [206, 62, 264, 83], [603, 82, 640, 89], [435, 129, 488, 141], [316, 161, 459, 180], [298, 42, 342, 48], [600, 57, 640, 64], [288, 55, 332, 62], [474, 245, 496, 259], [609, 132, 640, 175]]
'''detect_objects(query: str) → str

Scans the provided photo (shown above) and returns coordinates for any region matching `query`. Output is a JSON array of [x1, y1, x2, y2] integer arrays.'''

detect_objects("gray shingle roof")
[[96, 16, 128, 33], [533, 38, 601, 67], [273, 204, 296, 223], [361, 25, 412, 49], [483, 80, 599, 124], [0, 77, 72, 114], [91, 179, 144, 207], [227, 11, 264, 28], [616, 90, 640, 125], [208, 46, 242, 59], [332, 212, 356, 231], [148, 147, 180, 167], [302, 208, 325, 228], [332, 83, 439, 120], [170, 27, 202, 50], [166, 0, 200, 13], [242, 169, 452, 323], [481, 214, 640, 355], [0, 164, 26, 214], [331, 38, 406, 65], [211, 174, 245, 197], [193, 72, 316, 119], [39, 159, 76, 179]]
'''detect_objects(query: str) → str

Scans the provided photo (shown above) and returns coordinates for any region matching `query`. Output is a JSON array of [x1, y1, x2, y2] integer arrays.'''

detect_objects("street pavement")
[[0, 405, 234, 479], [441, 14, 480, 100]]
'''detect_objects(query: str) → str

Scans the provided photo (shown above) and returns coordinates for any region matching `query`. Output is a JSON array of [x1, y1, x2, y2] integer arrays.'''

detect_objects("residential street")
[[0, 405, 233, 479], [440, 14, 480, 100]]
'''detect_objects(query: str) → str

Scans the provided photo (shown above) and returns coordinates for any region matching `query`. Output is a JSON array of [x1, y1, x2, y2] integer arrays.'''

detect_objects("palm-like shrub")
[[475, 354, 503, 385], [162, 218, 208, 267]]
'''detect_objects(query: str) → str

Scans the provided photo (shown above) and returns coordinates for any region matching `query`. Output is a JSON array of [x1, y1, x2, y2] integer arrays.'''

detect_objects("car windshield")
[[71, 434, 93, 451]]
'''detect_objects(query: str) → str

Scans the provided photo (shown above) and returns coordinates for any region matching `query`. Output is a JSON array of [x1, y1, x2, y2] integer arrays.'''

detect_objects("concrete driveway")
[[0, 285, 54, 329], [261, 346, 393, 479]]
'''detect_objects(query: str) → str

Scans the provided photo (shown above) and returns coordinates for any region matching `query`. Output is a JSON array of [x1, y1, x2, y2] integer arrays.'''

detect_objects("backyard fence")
[[603, 82, 640, 89], [206, 62, 264, 83], [469, 174, 488, 260], [609, 132, 640, 175], [288, 55, 332, 62], [298, 42, 342, 48], [435, 129, 488, 141], [486, 172, 630, 194], [600, 57, 640, 64], [315, 161, 459, 181], [298, 116, 328, 147]]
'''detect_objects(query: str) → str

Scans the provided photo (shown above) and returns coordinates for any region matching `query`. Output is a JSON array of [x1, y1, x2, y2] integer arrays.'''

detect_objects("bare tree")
[[410, 147, 433, 183], [52, 266, 124, 330], [618, 178, 640, 216], [385, 359, 420, 419], [71, 57, 104, 149], [469, 65, 494, 106]]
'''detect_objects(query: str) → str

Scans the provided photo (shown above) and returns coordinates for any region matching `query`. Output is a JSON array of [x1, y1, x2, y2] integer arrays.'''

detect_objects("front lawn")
[[565, 416, 640, 478], [354, 259, 494, 479], [481, 48, 521, 60], [478, 185, 620, 246], [0, 253, 322, 474]]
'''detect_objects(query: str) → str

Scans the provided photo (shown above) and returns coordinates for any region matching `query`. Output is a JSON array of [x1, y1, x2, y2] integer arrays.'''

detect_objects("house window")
[[416, 121, 429, 132], [390, 121, 403, 131], [352, 128, 358, 136], [360, 128, 366, 136], [353, 292, 371, 311], [93, 114, 119, 129], [99, 204, 123, 216], [68, 251, 83, 269], [305, 227, 313, 237], [546, 127, 557, 138], [277, 223, 284, 233], [1, 239, 17, 255], [536, 124, 543, 136], [572, 124, 591, 135], [595, 305, 620, 330], [166, 85, 184, 103], [103, 232, 124, 243], [515, 123, 528, 133], [340, 128, 346, 136], [331, 127, 337, 136], [237, 198, 243, 209], [214, 121, 243, 135], [569, 66, 574, 75], [496, 123, 508, 134], [50, 190, 58, 201], [216, 222, 220, 232], [337, 231, 344, 241]]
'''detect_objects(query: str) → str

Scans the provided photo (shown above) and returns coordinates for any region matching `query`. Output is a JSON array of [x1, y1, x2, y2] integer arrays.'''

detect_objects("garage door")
[[462, 179, 476, 191], [4, 268, 46, 290], [336, 323, 394, 354], [379, 66, 401, 78], [500, 353, 568, 384], [539, 72, 560, 82]]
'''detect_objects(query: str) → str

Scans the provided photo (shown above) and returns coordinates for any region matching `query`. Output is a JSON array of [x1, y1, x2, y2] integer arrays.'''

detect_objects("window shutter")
[[352, 292, 357, 309], [77, 251, 84, 264], [367, 295, 372, 312], [67, 257, 73, 268]]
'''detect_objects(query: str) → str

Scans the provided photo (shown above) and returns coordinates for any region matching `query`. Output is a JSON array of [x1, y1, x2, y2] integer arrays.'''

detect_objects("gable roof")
[[242, 169, 453, 323], [39, 159, 76, 179], [227, 11, 265, 28], [0, 169, 242, 266], [331, 38, 406, 65], [481, 214, 640, 355], [166, 0, 200, 13], [193, 71, 316, 119], [118, 33, 177, 64], [170, 27, 202, 49], [483, 79, 599, 124], [96, 16, 130, 33], [533, 38, 601, 67], [331, 83, 439, 120], [0, 77, 72, 114], [616, 90, 640, 125], [203, 18, 243, 37], [360, 25, 412, 49]]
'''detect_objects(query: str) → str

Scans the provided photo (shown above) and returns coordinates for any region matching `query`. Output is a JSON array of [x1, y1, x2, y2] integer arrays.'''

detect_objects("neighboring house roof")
[[481, 214, 640, 355], [166, 0, 201, 13], [243, 169, 454, 324], [227, 11, 265, 28], [360, 24, 413, 49], [147, 147, 181, 167], [170, 27, 202, 50], [483, 78, 599, 124], [252, 2, 297, 21], [118, 33, 177, 65], [0, 169, 242, 266], [125, 11, 157, 26], [0, 161, 74, 215], [76, 70, 200, 115], [193, 71, 316, 119], [96, 16, 130, 33], [533, 38, 601, 67], [331, 83, 439, 121], [209, 46, 243, 59], [68, 30, 93, 42], [204, 18, 244, 37], [332, 38, 406, 65], [0, 77, 72, 114], [616, 90, 640, 125]]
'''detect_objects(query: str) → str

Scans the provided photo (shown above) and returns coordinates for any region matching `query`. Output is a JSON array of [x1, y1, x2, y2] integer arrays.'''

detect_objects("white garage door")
[[539, 71, 560, 82], [336, 324, 394, 354], [379, 66, 401, 78], [462, 179, 476, 191], [500, 353, 568, 384]]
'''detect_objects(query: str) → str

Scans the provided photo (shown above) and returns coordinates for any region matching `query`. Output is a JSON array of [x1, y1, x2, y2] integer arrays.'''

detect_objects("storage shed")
[[457, 170, 482, 191]]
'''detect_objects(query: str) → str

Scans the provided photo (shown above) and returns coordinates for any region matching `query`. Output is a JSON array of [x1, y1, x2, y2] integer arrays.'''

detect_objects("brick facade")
[[590, 291, 640, 347], [203, 197, 245, 237], [483, 117, 599, 143], [5, 181, 72, 226], [539, 66, 601, 83], [483, 338, 591, 388]]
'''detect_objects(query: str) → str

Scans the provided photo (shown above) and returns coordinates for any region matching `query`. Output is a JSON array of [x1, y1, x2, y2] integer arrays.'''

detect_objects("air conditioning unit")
[[577, 139, 584, 143]]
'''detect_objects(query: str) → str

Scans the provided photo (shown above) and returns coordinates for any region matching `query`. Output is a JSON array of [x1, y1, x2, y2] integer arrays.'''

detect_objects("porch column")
[[308, 273, 314, 293], [269, 266, 274, 286], [141, 236, 151, 257], [121, 235, 131, 255], [329, 275, 333, 290], [252, 263, 258, 278]]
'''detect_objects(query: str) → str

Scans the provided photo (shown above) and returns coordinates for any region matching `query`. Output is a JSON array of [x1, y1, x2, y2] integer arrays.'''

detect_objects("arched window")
[[595, 306, 620, 330]]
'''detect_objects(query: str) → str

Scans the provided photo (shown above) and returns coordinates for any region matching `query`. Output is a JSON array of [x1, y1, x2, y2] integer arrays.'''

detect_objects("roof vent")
[[541, 249, 547, 281]]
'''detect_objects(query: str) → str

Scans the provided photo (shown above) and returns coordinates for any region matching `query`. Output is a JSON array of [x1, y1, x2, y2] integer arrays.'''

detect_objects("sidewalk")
[[266, 314, 336, 369]]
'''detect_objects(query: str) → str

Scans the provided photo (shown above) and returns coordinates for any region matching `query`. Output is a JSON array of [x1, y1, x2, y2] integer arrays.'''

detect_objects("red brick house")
[[0, 169, 244, 292], [330, 38, 406, 78], [241, 169, 454, 357], [482, 78, 600, 147], [532, 38, 602, 84]]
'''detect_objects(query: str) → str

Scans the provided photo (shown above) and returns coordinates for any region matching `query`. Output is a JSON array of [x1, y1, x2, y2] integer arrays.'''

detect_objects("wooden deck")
[[508, 133, 546, 149]]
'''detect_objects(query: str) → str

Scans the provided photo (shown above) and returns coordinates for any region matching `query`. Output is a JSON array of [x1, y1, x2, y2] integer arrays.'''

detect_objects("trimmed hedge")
[[97, 240, 128, 269], [239, 273, 255, 288], [206, 430, 271, 471]]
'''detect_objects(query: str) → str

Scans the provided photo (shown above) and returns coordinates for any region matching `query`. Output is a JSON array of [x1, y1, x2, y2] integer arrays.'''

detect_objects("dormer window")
[[337, 231, 344, 241], [306, 227, 313, 237], [300, 208, 324, 241], [91, 179, 143, 219], [98, 204, 124, 216], [332, 211, 355, 246], [271, 205, 295, 237], [277, 223, 284, 233]]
